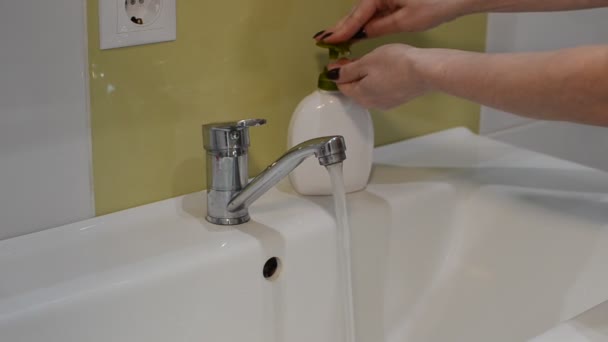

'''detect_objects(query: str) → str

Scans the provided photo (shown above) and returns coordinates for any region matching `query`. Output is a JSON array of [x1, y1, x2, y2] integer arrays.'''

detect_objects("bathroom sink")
[[2, 128, 608, 341], [530, 298, 608, 341], [358, 128, 608, 341], [0, 189, 343, 341]]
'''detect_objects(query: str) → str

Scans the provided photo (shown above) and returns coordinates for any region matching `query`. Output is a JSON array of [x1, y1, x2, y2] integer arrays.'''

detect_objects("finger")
[[337, 82, 360, 99], [314, 14, 346, 40], [327, 58, 357, 70], [364, 9, 410, 37], [322, 1, 376, 43], [327, 60, 367, 84]]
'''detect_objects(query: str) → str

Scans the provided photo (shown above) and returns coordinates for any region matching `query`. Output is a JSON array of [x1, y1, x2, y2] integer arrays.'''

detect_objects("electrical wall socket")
[[99, 0, 176, 50]]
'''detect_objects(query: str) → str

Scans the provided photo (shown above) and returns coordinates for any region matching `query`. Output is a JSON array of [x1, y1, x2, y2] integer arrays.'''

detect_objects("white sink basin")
[[0, 189, 342, 341], [2, 128, 608, 341], [531, 299, 608, 341]]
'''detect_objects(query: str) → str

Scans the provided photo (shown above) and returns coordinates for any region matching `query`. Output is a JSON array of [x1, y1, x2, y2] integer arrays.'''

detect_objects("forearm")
[[413, 46, 608, 126], [469, 0, 608, 13]]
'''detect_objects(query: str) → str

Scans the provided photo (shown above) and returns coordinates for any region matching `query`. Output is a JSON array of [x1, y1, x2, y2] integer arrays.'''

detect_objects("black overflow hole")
[[263, 257, 281, 280]]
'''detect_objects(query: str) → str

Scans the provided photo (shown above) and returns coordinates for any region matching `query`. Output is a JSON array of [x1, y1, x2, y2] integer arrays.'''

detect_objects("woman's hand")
[[327, 44, 431, 110], [314, 0, 475, 43], [330, 43, 608, 126]]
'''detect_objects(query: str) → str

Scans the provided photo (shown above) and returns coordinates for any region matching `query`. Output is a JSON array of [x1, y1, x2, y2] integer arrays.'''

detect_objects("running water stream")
[[326, 163, 356, 342]]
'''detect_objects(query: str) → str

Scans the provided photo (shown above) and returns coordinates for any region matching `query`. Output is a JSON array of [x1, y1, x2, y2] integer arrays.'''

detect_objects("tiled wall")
[[88, 0, 486, 215]]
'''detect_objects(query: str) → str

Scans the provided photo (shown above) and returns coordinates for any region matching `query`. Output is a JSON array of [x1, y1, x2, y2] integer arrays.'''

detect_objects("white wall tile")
[[485, 10, 608, 54], [0, 0, 94, 240]]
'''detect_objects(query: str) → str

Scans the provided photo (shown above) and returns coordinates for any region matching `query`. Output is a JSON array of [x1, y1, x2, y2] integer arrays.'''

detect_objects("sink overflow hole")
[[263, 257, 281, 280]]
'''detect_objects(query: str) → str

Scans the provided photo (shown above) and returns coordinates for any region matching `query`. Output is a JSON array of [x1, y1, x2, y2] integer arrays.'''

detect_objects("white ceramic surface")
[[288, 90, 374, 195], [531, 300, 608, 341], [2, 128, 608, 341], [0, 188, 343, 341], [0, 0, 94, 240], [489, 122, 608, 173], [365, 128, 608, 341]]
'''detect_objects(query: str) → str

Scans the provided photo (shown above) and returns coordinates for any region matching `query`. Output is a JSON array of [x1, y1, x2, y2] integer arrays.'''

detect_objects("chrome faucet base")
[[206, 214, 250, 226]]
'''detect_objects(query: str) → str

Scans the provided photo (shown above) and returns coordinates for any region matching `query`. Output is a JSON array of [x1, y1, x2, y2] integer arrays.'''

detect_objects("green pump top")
[[316, 41, 352, 91]]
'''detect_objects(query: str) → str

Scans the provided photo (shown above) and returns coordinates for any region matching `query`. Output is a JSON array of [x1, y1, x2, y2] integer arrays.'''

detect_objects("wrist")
[[454, 0, 487, 15], [408, 48, 448, 93], [409, 47, 484, 95], [463, 0, 515, 13]]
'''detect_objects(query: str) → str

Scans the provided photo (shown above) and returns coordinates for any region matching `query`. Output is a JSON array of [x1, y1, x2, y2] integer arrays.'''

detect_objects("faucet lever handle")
[[203, 118, 266, 152], [236, 118, 266, 128]]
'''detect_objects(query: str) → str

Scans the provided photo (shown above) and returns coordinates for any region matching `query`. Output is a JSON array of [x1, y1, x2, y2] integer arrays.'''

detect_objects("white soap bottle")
[[287, 70, 374, 195]]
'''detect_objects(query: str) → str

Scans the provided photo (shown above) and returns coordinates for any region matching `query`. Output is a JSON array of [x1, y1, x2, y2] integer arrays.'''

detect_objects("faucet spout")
[[227, 136, 346, 213]]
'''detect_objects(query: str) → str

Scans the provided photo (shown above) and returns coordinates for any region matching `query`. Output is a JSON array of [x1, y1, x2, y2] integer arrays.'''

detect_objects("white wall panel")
[[0, 0, 94, 240]]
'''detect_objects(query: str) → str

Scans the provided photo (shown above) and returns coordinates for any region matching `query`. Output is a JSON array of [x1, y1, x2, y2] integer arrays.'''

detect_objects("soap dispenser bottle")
[[287, 47, 374, 195]]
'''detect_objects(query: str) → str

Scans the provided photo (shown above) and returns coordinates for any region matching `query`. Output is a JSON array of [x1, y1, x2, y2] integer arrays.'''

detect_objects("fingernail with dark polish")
[[313, 30, 325, 39], [326, 68, 340, 80], [320, 32, 333, 40], [351, 28, 367, 40]]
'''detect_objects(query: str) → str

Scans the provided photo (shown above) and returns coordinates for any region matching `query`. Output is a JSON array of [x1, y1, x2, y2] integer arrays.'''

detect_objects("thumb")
[[326, 60, 366, 84], [322, 1, 376, 43]]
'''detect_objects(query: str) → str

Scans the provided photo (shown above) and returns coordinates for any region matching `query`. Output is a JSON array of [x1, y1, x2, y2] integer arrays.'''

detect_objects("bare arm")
[[417, 45, 608, 125], [471, 0, 608, 12], [329, 44, 608, 126], [319, 0, 608, 44]]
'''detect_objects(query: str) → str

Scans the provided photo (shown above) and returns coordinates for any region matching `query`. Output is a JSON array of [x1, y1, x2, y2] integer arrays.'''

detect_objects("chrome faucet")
[[202, 119, 346, 225]]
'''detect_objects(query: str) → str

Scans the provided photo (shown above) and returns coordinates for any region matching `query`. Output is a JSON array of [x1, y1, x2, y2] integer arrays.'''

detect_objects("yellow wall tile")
[[87, 0, 486, 215]]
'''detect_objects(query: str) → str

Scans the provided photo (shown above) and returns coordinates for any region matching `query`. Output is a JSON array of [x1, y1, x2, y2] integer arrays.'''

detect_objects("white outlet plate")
[[99, 0, 176, 50]]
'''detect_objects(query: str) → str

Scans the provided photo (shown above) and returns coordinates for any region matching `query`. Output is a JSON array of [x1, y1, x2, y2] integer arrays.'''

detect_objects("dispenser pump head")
[[315, 41, 352, 91]]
